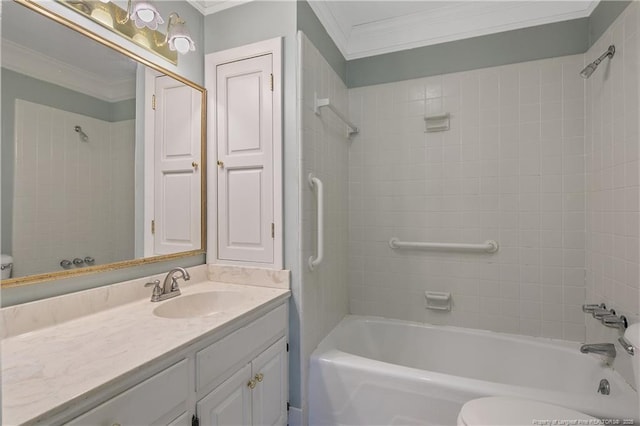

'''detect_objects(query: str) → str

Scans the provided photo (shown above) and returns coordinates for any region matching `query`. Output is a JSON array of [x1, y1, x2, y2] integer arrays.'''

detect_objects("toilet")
[[458, 321, 640, 425], [625, 322, 640, 391], [457, 396, 597, 425], [1, 254, 13, 279]]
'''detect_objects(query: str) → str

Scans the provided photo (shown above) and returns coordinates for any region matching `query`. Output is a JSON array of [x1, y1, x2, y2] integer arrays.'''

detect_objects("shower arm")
[[593, 45, 615, 66]]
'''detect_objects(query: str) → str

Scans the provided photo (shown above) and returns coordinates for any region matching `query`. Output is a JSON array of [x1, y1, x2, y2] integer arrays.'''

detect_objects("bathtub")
[[309, 316, 639, 426]]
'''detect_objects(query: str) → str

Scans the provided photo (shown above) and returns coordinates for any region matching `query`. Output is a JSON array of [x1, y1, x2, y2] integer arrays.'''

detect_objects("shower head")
[[580, 62, 597, 79], [580, 45, 615, 79], [74, 125, 89, 142]]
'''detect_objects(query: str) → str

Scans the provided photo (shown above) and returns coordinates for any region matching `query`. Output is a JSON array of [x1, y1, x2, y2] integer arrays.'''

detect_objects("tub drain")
[[597, 378, 610, 395]]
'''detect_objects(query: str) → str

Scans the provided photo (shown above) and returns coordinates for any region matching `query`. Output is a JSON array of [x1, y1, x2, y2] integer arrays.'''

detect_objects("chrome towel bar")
[[314, 93, 359, 136]]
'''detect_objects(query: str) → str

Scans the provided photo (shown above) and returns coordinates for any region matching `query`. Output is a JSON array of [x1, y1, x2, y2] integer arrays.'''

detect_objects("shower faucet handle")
[[582, 303, 605, 313], [602, 314, 628, 330], [593, 308, 615, 320]]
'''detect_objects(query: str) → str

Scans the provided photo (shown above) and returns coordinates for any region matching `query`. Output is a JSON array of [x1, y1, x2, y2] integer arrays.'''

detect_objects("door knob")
[[217, 160, 224, 168], [192, 161, 199, 170]]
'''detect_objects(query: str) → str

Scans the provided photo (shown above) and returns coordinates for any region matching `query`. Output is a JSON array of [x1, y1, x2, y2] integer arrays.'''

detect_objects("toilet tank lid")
[[625, 322, 640, 349], [1, 254, 13, 263]]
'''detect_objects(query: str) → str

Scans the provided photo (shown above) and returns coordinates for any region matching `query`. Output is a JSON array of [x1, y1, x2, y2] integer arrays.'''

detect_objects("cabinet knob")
[[217, 160, 224, 168], [248, 379, 256, 389], [255, 373, 264, 382], [192, 161, 199, 170]]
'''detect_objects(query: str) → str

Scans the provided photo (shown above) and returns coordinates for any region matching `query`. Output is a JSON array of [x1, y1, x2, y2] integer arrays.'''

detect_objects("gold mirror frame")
[[2, 0, 207, 289]]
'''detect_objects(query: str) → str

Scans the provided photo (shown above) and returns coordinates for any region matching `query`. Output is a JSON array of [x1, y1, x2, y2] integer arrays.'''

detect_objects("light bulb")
[[136, 8, 155, 23], [130, 1, 163, 30], [166, 15, 195, 54], [173, 37, 190, 54]]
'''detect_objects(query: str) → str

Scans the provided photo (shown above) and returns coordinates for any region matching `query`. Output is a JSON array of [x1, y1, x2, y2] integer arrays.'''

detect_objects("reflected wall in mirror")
[[1, 0, 206, 286]]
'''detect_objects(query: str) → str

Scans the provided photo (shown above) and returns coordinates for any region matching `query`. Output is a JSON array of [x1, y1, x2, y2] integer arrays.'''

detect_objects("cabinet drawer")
[[67, 359, 188, 425], [196, 304, 286, 392]]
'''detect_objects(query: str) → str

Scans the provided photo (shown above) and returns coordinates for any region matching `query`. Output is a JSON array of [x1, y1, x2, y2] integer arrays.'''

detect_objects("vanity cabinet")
[[197, 338, 287, 426], [66, 359, 189, 426], [61, 303, 287, 426]]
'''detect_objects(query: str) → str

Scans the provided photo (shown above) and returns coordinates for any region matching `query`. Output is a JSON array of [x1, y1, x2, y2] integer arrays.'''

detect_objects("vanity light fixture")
[[163, 13, 195, 54], [58, 0, 197, 63]]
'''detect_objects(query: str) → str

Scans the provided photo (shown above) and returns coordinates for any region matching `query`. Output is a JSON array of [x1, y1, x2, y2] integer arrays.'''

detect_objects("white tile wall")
[[298, 32, 350, 418], [12, 100, 135, 276], [348, 54, 589, 341], [586, 2, 640, 339]]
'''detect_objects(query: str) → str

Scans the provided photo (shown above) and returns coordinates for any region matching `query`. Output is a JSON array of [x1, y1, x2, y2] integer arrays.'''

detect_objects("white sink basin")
[[153, 290, 246, 319]]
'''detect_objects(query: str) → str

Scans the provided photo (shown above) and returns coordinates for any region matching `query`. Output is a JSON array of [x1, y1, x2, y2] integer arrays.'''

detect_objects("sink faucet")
[[144, 267, 191, 302], [163, 267, 191, 295], [580, 343, 616, 359]]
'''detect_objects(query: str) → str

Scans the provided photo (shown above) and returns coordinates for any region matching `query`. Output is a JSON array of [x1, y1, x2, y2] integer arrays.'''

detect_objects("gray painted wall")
[[589, 0, 632, 46], [297, 0, 346, 83], [347, 18, 589, 87], [203, 1, 304, 411], [1, 68, 135, 255]]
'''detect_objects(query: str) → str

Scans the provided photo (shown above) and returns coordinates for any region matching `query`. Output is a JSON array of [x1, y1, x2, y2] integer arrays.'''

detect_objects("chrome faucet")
[[580, 343, 616, 359], [144, 267, 191, 302], [163, 267, 190, 294], [601, 314, 628, 331]]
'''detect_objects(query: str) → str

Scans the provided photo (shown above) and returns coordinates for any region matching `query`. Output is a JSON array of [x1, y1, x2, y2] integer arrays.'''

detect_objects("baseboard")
[[288, 406, 303, 426]]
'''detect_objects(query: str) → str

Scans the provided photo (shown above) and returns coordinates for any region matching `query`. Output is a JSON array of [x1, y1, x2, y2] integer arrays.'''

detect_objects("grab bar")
[[389, 238, 499, 253], [308, 173, 324, 271]]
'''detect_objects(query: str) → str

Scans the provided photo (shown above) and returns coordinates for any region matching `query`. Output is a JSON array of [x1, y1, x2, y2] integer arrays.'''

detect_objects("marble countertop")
[[2, 280, 290, 425]]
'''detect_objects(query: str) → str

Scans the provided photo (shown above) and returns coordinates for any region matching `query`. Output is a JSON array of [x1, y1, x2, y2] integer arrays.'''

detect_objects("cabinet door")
[[197, 363, 252, 426], [251, 338, 287, 426], [216, 54, 274, 264]]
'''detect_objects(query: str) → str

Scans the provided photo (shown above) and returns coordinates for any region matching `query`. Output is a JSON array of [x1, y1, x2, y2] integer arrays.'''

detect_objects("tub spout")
[[580, 343, 616, 359]]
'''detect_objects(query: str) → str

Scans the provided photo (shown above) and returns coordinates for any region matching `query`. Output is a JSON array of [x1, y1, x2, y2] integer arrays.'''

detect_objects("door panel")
[[227, 168, 263, 246], [161, 172, 192, 242], [227, 74, 262, 153]]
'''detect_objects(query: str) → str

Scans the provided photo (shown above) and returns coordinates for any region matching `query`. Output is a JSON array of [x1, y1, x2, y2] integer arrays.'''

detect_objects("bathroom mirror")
[[1, 0, 206, 287]]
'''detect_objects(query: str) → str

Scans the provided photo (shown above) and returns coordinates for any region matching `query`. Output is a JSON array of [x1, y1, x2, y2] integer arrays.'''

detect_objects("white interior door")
[[216, 54, 274, 264], [153, 75, 202, 255]]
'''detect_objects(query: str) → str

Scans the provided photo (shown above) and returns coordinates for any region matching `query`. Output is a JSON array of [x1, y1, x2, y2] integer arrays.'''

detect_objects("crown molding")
[[186, 0, 207, 15], [306, 1, 350, 59], [2, 39, 135, 102], [314, 1, 598, 60], [186, 0, 254, 16]]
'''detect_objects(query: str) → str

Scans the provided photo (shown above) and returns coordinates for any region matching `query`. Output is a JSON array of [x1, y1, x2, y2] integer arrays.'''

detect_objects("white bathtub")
[[309, 316, 639, 426]]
